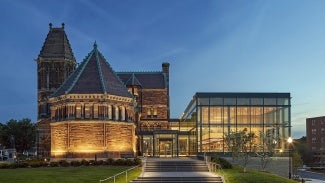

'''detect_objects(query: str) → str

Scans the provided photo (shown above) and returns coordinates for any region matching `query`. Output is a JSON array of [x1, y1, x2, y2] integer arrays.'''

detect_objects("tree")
[[295, 136, 313, 165], [0, 118, 36, 153], [292, 150, 303, 176], [255, 130, 276, 171], [225, 128, 256, 173]]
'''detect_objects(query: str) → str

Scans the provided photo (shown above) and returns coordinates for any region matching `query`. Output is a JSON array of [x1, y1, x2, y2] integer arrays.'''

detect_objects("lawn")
[[216, 166, 297, 183], [0, 166, 141, 183]]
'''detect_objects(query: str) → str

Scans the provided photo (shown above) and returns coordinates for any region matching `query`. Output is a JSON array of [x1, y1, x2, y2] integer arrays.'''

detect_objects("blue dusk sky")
[[1, 0, 325, 138]]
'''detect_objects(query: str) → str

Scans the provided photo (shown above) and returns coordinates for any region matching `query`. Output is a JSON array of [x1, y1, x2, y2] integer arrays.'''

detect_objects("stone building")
[[36, 24, 169, 158]]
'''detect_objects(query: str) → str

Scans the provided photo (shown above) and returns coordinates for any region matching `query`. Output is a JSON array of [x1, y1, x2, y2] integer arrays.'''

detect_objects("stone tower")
[[36, 23, 76, 120]]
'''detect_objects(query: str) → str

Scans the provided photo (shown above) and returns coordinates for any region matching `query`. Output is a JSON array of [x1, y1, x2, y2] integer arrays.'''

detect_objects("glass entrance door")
[[159, 139, 173, 157]]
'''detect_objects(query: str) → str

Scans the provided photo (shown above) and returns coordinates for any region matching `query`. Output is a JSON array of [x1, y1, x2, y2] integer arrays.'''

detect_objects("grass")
[[0, 166, 141, 183], [216, 166, 297, 183]]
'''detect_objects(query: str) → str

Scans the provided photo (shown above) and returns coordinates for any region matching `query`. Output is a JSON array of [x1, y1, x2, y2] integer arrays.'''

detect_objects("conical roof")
[[51, 43, 132, 98], [38, 23, 75, 61]]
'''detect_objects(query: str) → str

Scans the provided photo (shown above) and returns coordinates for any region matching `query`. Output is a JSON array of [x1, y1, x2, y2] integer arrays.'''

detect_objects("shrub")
[[0, 163, 11, 169], [89, 160, 96, 165], [106, 158, 114, 165], [70, 160, 81, 167], [213, 157, 232, 169], [133, 158, 142, 166], [18, 161, 29, 168], [125, 159, 134, 166], [29, 161, 42, 168], [49, 161, 59, 167], [58, 160, 69, 167], [95, 160, 104, 165], [81, 159, 89, 166], [114, 159, 126, 166]]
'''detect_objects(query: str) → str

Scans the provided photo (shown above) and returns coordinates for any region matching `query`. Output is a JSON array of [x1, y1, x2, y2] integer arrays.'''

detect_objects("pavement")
[[303, 179, 325, 183]]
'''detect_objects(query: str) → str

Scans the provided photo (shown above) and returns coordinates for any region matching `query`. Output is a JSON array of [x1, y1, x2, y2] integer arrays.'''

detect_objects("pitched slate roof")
[[38, 23, 75, 61], [51, 43, 132, 98], [117, 72, 167, 89]]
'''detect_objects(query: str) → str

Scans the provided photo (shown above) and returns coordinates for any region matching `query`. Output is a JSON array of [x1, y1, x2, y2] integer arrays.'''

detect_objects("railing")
[[203, 154, 226, 183], [140, 157, 147, 178], [99, 165, 140, 183]]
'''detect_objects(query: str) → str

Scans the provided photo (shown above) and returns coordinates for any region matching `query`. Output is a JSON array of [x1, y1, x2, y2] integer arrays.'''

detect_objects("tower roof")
[[38, 23, 76, 61], [51, 43, 132, 98]]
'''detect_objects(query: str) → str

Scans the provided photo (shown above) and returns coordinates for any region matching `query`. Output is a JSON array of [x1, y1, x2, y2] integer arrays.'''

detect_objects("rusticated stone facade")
[[141, 89, 168, 119], [51, 121, 136, 158]]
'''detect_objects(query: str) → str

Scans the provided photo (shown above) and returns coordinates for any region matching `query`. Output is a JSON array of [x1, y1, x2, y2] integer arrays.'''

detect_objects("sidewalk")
[[304, 179, 325, 183]]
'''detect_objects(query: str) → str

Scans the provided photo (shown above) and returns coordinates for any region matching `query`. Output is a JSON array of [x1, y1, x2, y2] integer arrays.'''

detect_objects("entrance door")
[[159, 139, 173, 157]]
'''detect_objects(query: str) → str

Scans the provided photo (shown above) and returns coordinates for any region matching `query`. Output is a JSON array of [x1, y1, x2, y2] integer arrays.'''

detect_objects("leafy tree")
[[0, 118, 36, 153], [225, 128, 256, 173]]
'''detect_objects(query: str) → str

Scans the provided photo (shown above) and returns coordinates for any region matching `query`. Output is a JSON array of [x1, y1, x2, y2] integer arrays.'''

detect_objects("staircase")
[[130, 158, 224, 183]]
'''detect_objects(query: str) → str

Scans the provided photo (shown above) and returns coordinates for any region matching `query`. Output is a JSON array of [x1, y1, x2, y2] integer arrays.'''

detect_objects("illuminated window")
[[85, 105, 91, 119], [147, 107, 157, 118], [76, 105, 81, 119], [93, 104, 98, 119]]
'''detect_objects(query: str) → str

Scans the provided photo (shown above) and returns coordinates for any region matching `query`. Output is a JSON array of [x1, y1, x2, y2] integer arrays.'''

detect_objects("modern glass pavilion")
[[179, 92, 291, 156], [141, 92, 291, 157]]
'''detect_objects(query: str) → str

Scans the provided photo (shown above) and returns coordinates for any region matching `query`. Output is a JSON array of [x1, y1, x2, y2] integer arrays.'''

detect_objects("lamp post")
[[287, 137, 293, 179]]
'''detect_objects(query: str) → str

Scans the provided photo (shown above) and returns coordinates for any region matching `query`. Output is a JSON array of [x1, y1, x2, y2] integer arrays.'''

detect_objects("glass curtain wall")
[[180, 93, 291, 155]]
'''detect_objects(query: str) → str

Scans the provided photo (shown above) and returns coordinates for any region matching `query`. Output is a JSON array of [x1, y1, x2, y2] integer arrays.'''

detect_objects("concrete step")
[[130, 177, 223, 183]]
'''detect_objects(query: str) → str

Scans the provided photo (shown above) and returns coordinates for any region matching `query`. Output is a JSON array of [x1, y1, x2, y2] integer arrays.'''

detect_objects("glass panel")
[[224, 98, 236, 105], [251, 107, 263, 125], [224, 107, 236, 135], [209, 126, 224, 152], [178, 135, 188, 156], [251, 98, 263, 105], [210, 107, 222, 124], [210, 98, 223, 105], [237, 107, 250, 124], [202, 126, 210, 152], [202, 107, 209, 124], [277, 98, 289, 105], [264, 107, 277, 126], [264, 98, 276, 105], [198, 98, 209, 105], [237, 98, 250, 105]]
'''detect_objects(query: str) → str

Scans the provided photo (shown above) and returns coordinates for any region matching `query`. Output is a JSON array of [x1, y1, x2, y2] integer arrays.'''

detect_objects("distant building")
[[306, 116, 325, 165]]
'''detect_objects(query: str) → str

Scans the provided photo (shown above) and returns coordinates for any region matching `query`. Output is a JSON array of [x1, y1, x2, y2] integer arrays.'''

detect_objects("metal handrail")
[[99, 165, 140, 183]]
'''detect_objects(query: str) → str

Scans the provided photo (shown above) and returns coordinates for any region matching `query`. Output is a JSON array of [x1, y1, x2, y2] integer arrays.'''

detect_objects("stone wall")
[[141, 89, 168, 120], [51, 121, 136, 158]]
